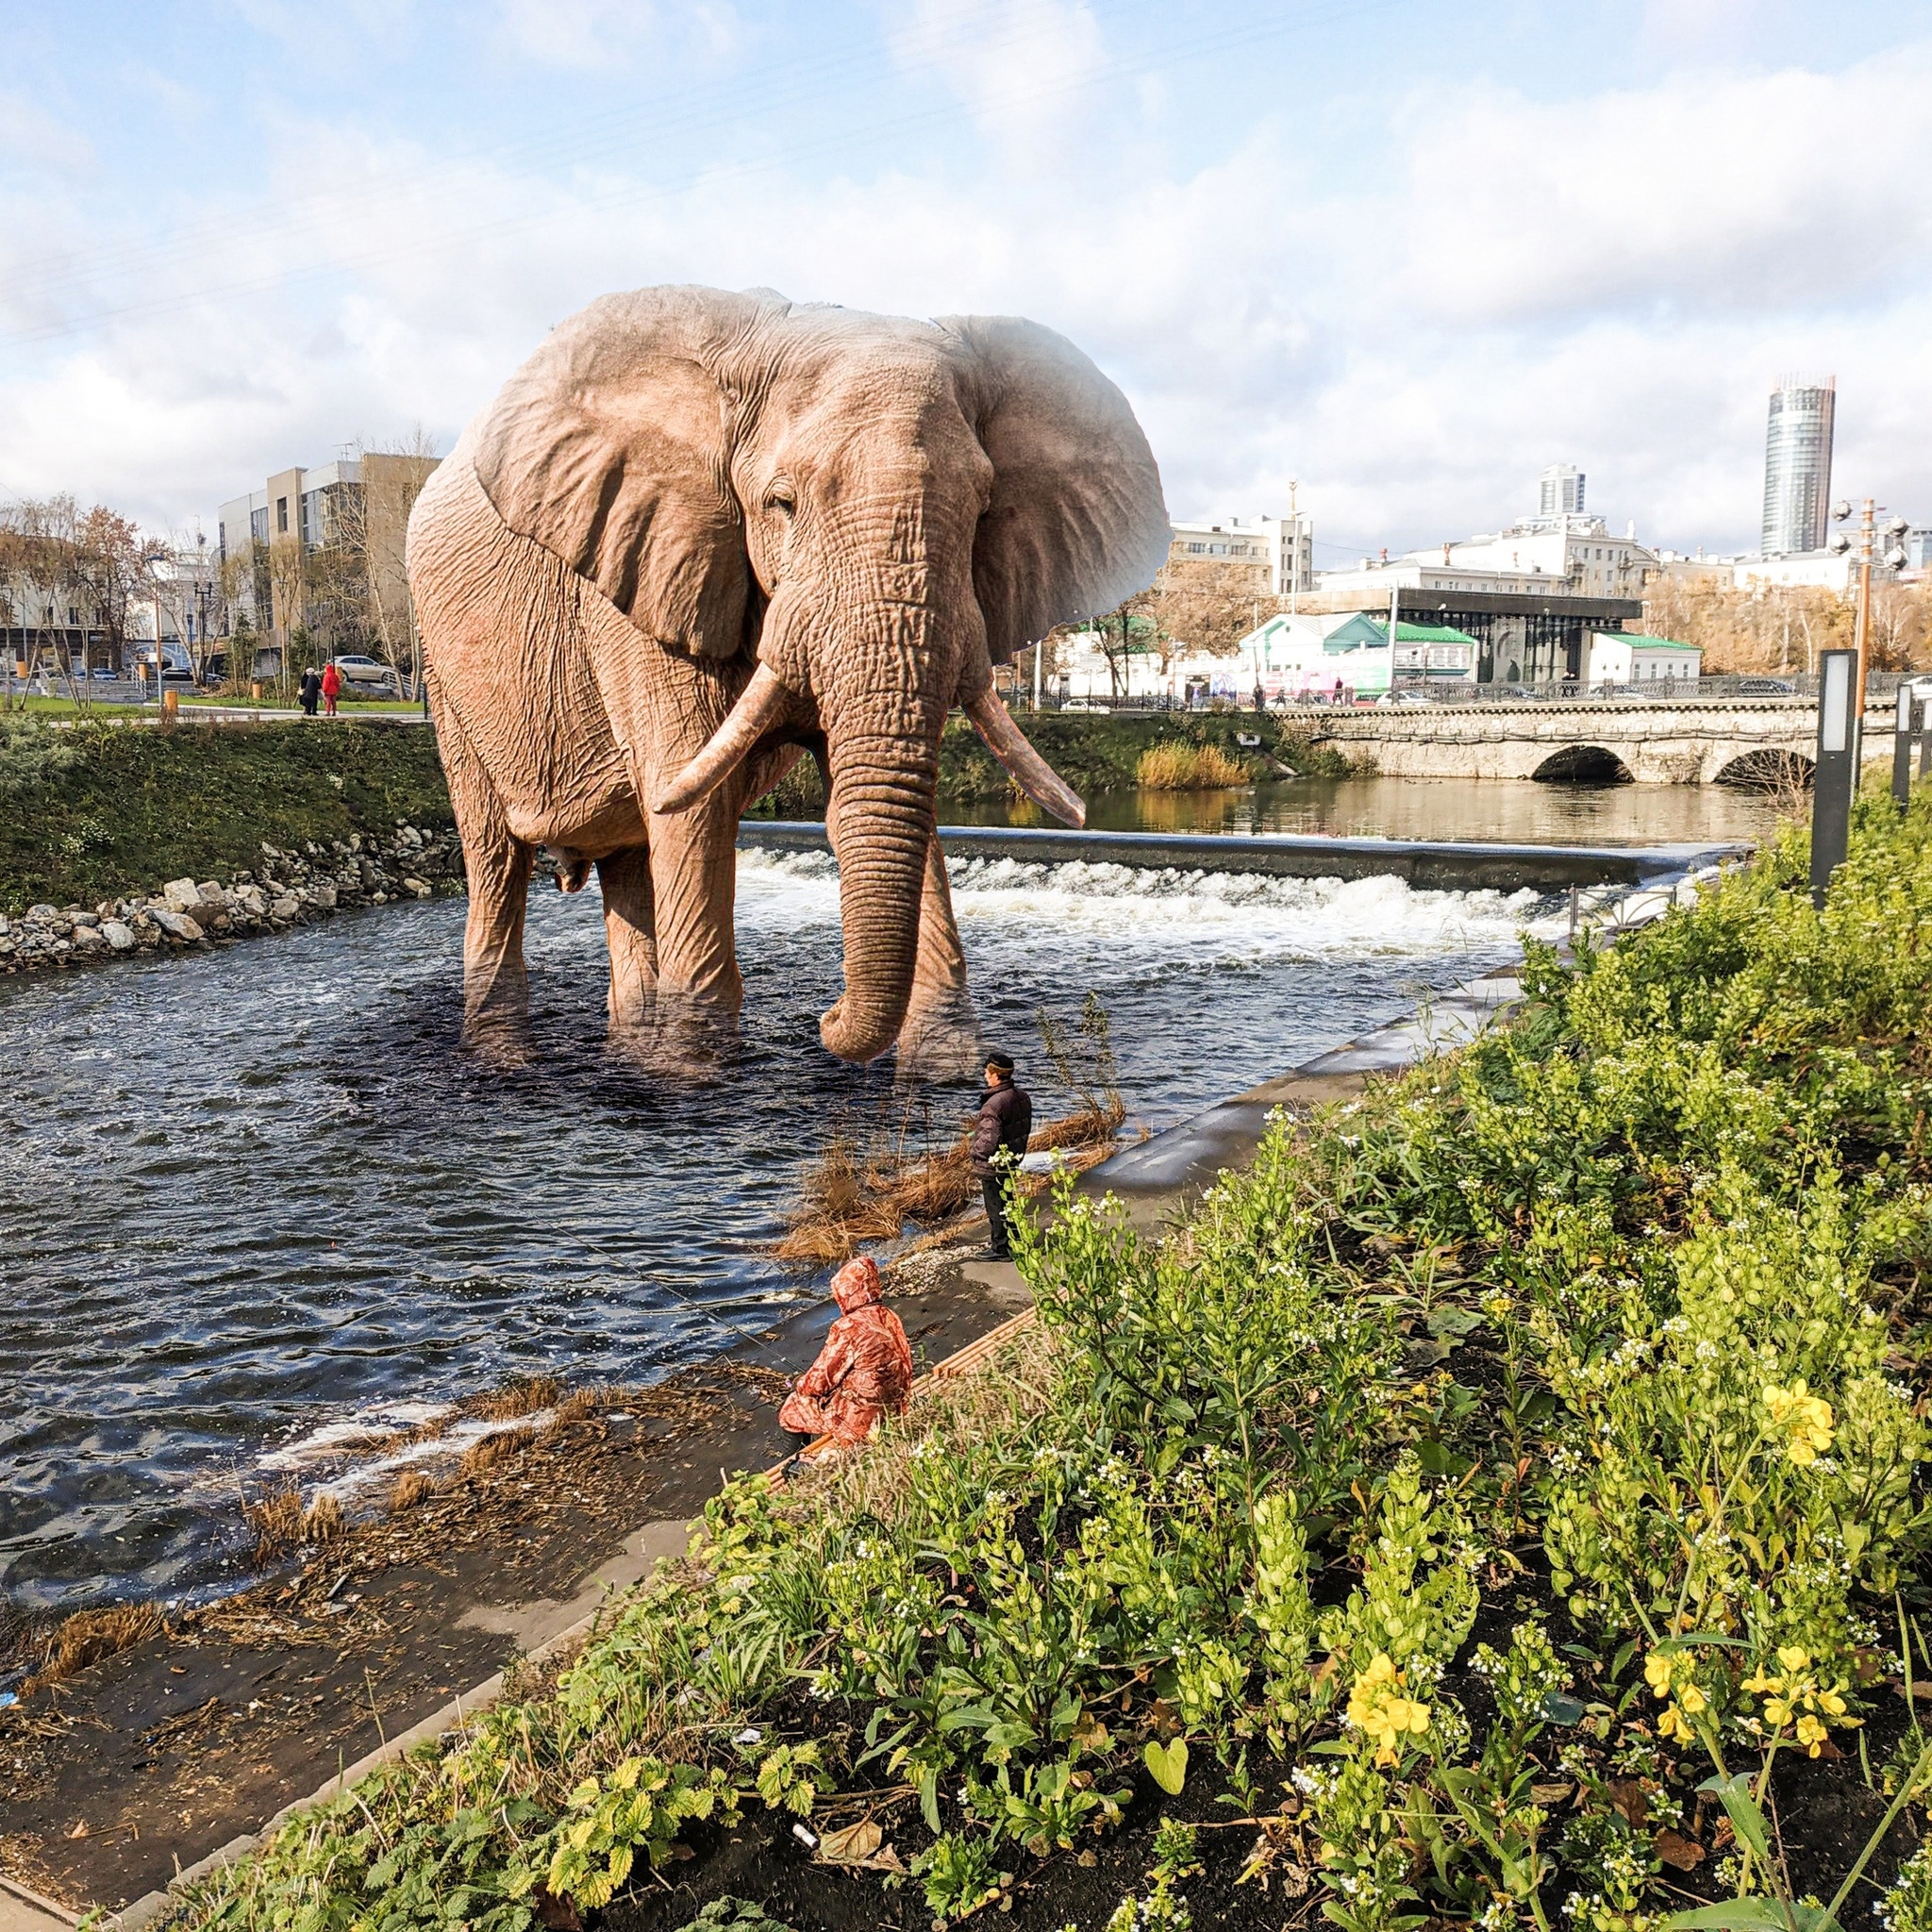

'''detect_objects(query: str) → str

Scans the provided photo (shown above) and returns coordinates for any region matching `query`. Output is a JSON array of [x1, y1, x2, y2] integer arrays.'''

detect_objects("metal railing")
[[1009, 671, 1924, 715]]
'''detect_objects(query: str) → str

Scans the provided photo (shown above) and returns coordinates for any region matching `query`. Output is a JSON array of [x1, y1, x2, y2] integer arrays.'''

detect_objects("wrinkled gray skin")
[[408, 285, 1168, 1072]]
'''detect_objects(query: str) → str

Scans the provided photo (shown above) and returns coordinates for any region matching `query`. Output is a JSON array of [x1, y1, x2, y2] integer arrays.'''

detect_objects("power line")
[[5, 1, 1391, 346]]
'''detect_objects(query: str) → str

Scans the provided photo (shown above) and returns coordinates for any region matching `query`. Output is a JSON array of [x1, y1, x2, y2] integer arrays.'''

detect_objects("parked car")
[[1374, 690, 1434, 708], [1735, 676, 1795, 696], [89, 666, 119, 681], [1062, 699, 1110, 713], [330, 654, 400, 693]]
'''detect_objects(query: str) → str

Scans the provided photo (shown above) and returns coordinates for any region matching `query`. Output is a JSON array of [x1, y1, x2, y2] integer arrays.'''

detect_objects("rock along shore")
[[0, 822, 466, 977]]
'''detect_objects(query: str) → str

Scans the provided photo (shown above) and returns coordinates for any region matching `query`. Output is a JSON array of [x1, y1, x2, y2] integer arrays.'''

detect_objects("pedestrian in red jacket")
[[321, 661, 342, 717], [778, 1256, 912, 1454]]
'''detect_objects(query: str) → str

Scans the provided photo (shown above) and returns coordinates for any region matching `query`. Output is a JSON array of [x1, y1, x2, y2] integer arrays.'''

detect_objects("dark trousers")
[[980, 1172, 1012, 1258]]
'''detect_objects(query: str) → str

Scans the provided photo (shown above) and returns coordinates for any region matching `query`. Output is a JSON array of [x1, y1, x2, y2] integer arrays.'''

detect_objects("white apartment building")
[[1168, 513, 1315, 597]]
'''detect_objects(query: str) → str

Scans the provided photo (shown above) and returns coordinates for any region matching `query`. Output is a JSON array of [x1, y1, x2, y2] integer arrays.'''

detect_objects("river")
[[0, 778, 1776, 1621]]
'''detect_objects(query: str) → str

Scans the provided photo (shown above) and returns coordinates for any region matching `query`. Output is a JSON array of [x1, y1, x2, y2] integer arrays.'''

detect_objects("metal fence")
[[1008, 670, 1926, 716]]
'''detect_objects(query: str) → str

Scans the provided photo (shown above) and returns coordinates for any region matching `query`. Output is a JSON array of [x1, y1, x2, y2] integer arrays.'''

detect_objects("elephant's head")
[[469, 286, 1168, 1061]]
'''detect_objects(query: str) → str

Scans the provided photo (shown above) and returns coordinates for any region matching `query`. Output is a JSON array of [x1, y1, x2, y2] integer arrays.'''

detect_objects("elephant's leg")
[[896, 831, 983, 1082], [439, 699, 536, 1062], [596, 844, 658, 1036]]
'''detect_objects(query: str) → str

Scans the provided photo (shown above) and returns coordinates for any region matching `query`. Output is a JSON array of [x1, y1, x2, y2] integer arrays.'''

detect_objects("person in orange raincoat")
[[321, 660, 342, 717], [777, 1257, 912, 1450]]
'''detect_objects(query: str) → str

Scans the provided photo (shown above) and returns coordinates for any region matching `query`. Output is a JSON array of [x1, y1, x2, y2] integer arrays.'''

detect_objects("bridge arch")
[[1714, 747, 1813, 791], [1531, 744, 1633, 784]]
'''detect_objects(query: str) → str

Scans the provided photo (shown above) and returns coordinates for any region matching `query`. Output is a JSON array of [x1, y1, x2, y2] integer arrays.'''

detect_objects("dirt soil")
[[0, 1241, 1014, 1916]]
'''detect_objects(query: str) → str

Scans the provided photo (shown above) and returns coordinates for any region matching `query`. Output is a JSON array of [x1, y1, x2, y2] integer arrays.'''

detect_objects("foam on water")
[[737, 846, 1557, 959]]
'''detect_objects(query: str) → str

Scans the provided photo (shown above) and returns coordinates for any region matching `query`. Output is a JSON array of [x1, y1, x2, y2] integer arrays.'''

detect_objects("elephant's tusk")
[[962, 686, 1086, 828], [653, 663, 793, 815]]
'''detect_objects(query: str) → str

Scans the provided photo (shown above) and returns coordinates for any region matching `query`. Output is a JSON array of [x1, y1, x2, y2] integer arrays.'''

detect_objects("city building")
[[1761, 377, 1836, 558], [1227, 611, 1481, 703], [1586, 632, 1701, 688], [1301, 467, 1648, 683], [1166, 512, 1315, 599], [216, 450, 440, 667]]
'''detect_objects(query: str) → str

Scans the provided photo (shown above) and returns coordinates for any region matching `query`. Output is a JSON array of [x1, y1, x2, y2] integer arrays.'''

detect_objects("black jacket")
[[971, 1079, 1032, 1176]]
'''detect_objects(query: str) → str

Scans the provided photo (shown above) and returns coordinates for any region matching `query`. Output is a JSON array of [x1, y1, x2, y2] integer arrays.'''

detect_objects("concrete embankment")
[[741, 819, 1750, 893]]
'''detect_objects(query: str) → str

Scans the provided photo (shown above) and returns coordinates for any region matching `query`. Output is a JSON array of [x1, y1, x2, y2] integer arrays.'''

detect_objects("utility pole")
[[1853, 496, 1874, 733], [1288, 480, 1301, 614]]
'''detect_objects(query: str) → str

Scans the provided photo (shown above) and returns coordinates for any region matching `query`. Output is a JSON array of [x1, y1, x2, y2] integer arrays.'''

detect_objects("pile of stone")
[[0, 823, 465, 976]]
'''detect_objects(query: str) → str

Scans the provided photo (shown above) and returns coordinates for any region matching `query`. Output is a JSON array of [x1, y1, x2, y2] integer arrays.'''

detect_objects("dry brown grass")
[[388, 1469, 434, 1512], [460, 1425, 533, 1476], [1135, 741, 1251, 790], [775, 1106, 1120, 1265], [300, 1491, 344, 1544], [470, 1375, 562, 1423], [243, 1484, 307, 1560], [24, 1603, 167, 1690]]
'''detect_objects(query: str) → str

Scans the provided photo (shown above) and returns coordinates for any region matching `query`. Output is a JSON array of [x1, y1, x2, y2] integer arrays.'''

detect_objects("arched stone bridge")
[[1307, 697, 1897, 786]]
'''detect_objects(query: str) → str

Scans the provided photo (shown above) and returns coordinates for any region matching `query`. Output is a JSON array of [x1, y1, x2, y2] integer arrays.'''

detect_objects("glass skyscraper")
[[1761, 378, 1835, 557]]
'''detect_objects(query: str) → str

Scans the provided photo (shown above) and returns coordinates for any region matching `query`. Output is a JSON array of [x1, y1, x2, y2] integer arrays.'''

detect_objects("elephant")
[[407, 284, 1168, 1073]]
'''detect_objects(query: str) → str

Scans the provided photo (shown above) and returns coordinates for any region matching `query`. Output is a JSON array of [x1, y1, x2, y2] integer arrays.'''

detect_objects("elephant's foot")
[[461, 970, 536, 1070], [606, 989, 737, 1080], [895, 985, 984, 1083]]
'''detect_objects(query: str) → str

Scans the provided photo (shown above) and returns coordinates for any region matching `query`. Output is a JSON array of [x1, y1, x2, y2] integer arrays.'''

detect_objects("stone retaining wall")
[[0, 823, 466, 977]]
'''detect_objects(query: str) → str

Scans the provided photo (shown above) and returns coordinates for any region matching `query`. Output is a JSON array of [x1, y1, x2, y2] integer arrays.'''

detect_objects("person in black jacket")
[[970, 1051, 1032, 1260], [298, 667, 323, 717]]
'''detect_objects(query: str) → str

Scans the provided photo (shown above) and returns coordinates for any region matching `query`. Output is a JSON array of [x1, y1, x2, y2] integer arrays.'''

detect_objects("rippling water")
[[2, 846, 1562, 1615]]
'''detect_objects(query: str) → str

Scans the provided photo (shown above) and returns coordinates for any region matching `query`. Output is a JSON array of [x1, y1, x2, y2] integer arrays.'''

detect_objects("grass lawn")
[[153, 785, 1932, 1931], [0, 714, 454, 911]]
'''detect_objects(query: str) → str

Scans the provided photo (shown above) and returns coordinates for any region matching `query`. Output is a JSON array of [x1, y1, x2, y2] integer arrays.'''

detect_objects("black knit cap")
[[985, 1051, 1016, 1074]]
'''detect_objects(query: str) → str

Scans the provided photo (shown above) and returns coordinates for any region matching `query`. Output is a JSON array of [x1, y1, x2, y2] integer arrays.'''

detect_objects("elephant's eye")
[[764, 485, 796, 517]]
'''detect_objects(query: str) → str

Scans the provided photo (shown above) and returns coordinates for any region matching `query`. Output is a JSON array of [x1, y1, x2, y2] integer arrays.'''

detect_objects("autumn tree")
[[1125, 558, 1268, 659]]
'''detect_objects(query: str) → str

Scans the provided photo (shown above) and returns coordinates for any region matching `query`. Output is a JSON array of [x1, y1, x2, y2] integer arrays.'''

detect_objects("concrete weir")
[[739, 821, 1750, 893]]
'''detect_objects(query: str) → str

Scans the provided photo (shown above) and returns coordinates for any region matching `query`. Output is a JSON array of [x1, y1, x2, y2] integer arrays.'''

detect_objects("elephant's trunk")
[[819, 721, 941, 1062]]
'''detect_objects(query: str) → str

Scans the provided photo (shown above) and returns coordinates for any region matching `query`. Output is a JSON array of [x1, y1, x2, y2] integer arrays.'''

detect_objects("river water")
[[0, 779, 1775, 1620]]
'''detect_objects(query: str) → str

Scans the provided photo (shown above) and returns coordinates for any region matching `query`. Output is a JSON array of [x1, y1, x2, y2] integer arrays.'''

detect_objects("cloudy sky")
[[4, 0, 1930, 562]]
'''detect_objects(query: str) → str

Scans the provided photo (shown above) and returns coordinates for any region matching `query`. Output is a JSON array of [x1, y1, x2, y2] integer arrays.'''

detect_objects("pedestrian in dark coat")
[[970, 1051, 1032, 1260], [298, 667, 322, 717]]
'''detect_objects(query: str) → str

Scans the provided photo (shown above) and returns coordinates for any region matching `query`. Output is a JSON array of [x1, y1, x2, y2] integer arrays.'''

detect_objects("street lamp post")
[[1811, 649, 1857, 908]]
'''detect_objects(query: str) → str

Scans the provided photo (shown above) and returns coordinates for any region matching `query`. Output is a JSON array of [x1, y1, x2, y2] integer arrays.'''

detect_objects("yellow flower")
[[1764, 1695, 1792, 1726], [1776, 1645, 1811, 1674], [1677, 1682, 1708, 1716], [1818, 1689, 1848, 1717], [1762, 1383, 1834, 1465], [1741, 1665, 1784, 1696], [1644, 1652, 1676, 1695], [1795, 1714, 1828, 1756], [1657, 1704, 1694, 1743], [1347, 1653, 1431, 1767]]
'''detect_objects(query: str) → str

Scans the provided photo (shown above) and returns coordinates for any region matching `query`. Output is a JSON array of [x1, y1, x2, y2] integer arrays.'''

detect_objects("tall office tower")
[[1539, 464, 1585, 519], [1761, 377, 1835, 556]]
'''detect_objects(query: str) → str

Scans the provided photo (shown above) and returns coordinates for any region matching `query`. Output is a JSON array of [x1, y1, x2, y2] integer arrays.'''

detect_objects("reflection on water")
[[947, 775, 1782, 847], [2, 848, 1562, 1614]]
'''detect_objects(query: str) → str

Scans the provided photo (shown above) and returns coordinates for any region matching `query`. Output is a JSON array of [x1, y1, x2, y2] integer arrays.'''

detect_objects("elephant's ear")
[[471, 285, 780, 658], [941, 315, 1169, 664]]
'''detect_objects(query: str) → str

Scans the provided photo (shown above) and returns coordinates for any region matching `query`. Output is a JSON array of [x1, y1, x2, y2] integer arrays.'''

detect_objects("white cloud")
[[890, 0, 1110, 160], [4, 33, 1932, 561], [494, 0, 658, 69]]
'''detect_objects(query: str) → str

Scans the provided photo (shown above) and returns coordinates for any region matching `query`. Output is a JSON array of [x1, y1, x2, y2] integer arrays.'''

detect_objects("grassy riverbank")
[[0, 718, 454, 914], [155, 788, 1932, 1930], [749, 710, 1355, 818], [1, 711, 1347, 913]]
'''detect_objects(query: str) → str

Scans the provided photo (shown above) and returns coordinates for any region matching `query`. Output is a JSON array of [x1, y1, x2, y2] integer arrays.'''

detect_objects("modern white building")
[[1586, 632, 1701, 688], [1168, 513, 1315, 598]]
